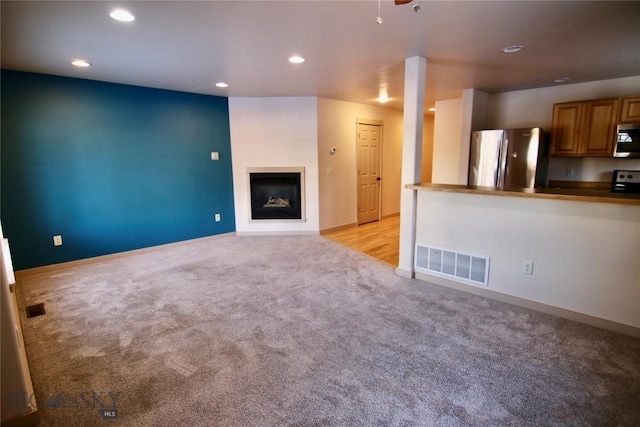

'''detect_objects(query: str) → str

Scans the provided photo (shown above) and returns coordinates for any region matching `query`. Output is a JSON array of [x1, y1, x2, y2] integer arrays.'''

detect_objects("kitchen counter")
[[406, 183, 640, 205]]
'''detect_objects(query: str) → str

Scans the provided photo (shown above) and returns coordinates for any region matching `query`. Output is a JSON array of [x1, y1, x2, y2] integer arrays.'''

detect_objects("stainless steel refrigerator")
[[468, 127, 548, 189]]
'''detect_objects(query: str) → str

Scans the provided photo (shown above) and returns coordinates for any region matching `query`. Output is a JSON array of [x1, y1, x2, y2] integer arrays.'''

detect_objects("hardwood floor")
[[321, 215, 399, 267]]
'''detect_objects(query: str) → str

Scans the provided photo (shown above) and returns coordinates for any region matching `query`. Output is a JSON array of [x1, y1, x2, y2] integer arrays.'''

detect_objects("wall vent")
[[415, 244, 490, 287]]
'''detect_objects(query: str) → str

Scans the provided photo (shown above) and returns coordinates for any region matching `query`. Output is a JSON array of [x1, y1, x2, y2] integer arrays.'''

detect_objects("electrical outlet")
[[215, 213, 221, 222], [53, 235, 63, 246], [566, 167, 574, 177], [521, 260, 533, 275]]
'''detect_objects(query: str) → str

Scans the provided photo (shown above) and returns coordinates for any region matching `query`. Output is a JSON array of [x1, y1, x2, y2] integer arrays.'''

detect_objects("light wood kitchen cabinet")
[[550, 98, 619, 156], [550, 102, 584, 156], [619, 95, 640, 123], [580, 98, 619, 156]]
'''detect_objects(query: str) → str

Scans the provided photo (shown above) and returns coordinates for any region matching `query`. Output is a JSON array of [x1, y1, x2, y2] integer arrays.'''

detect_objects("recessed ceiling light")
[[215, 82, 229, 88], [553, 77, 571, 83], [110, 9, 135, 22], [428, 107, 436, 112], [501, 45, 524, 54], [71, 59, 91, 67], [289, 55, 305, 64]]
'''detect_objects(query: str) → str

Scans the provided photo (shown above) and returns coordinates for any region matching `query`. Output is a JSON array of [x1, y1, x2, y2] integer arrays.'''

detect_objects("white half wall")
[[317, 98, 403, 230], [229, 97, 320, 234], [414, 190, 640, 329]]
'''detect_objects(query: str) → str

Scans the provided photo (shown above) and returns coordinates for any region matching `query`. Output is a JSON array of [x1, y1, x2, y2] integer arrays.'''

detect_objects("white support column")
[[396, 56, 426, 278]]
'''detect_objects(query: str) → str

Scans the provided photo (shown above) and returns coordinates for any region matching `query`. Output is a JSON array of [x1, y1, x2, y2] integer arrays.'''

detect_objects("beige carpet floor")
[[15, 235, 640, 426]]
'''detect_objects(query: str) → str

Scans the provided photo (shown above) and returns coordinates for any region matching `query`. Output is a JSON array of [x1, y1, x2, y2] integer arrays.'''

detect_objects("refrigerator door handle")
[[498, 137, 508, 187], [495, 132, 504, 187]]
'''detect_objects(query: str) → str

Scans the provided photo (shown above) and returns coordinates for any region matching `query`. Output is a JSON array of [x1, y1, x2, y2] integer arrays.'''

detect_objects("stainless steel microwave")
[[614, 123, 640, 158]]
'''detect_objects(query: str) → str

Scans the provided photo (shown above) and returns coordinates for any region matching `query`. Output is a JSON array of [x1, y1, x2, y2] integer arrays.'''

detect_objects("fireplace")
[[247, 167, 305, 221]]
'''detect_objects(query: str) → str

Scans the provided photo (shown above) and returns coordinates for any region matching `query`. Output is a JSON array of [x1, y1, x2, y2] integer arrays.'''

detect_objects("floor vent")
[[415, 244, 490, 287], [26, 303, 46, 318]]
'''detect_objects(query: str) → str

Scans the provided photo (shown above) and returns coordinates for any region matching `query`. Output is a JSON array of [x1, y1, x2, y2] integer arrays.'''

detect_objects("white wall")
[[414, 190, 640, 329], [458, 89, 490, 184], [229, 97, 320, 234], [431, 98, 464, 184], [487, 76, 640, 182], [317, 98, 403, 230], [421, 114, 434, 183]]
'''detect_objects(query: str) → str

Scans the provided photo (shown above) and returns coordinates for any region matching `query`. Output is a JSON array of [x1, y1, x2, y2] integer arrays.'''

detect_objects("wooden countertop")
[[406, 183, 640, 206]]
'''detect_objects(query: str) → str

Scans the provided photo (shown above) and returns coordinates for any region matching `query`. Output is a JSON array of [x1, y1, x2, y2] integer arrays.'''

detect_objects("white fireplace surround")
[[246, 167, 306, 222]]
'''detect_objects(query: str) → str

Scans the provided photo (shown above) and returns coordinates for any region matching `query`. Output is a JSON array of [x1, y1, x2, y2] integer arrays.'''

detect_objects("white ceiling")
[[2, 1, 639, 110]]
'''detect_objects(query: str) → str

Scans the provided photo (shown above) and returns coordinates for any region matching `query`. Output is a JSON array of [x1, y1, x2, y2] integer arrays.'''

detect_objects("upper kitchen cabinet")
[[550, 102, 583, 156], [550, 98, 619, 156], [619, 96, 640, 123], [580, 98, 619, 156]]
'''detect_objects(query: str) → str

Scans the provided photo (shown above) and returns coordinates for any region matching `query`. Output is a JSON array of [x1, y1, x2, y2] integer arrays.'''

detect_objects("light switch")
[[327, 167, 334, 175], [211, 152, 220, 160]]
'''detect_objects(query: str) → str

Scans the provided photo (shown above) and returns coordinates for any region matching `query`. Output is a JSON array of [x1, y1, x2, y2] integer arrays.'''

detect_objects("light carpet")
[[16, 235, 640, 426]]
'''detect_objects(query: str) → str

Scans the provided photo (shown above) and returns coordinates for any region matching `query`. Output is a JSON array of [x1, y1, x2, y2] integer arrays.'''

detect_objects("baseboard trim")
[[395, 267, 415, 279], [236, 230, 319, 237], [415, 272, 640, 339], [15, 233, 237, 278]]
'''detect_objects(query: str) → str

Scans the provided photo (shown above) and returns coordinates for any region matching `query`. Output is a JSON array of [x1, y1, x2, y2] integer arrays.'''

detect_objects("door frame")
[[355, 118, 383, 225]]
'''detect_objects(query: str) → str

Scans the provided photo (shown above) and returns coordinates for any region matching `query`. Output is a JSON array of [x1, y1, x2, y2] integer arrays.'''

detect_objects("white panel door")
[[357, 123, 381, 225]]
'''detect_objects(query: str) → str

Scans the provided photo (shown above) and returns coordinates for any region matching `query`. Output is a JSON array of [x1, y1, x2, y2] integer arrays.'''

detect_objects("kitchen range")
[[611, 169, 640, 194]]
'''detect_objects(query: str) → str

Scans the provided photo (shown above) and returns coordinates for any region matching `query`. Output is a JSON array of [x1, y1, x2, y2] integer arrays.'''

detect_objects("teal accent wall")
[[1, 70, 235, 270]]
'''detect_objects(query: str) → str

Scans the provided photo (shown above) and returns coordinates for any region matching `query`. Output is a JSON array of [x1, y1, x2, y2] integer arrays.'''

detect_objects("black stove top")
[[611, 169, 640, 194]]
